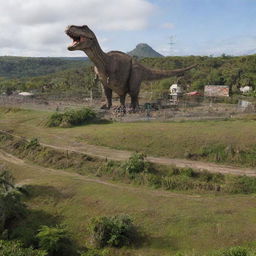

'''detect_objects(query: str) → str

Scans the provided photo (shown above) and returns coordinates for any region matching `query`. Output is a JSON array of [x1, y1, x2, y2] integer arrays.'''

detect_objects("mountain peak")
[[128, 43, 163, 58]]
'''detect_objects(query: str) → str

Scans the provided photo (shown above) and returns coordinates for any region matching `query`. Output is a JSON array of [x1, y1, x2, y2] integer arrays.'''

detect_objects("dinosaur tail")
[[142, 63, 197, 81]]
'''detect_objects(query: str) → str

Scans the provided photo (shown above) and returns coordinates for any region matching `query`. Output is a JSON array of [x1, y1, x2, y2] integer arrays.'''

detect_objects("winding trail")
[[1, 129, 256, 177], [0, 149, 201, 199]]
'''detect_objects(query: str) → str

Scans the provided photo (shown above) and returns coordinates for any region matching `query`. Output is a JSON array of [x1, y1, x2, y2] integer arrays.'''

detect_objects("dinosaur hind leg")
[[120, 94, 126, 107], [101, 86, 112, 109], [130, 94, 139, 110], [118, 94, 126, 113], [128, 69, 142, 111]]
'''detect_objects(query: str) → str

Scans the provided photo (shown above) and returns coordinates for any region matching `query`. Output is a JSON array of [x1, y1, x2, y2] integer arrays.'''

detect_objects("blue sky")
[[104, 0, 256, 56], [0, 0, 255, 56], [149, 0, 256, 56]]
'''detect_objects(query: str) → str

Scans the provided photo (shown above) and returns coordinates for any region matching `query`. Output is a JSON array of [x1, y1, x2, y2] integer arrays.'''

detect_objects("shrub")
[[47, 112, 63, 127], [146, 173, 162, 188], [123, 153, 149, 177], [181, 168, 197, 178], [215, 246, 249, 256], [89, 215, 136, 248], [36, 225, 74, 256], [0, 170, 27, 235], [0, 240, 47, 256], [25, 138, 40, 150], [224, 176, 256, 194], [0, 170, 15, 192], [47, 108, 97, 127]]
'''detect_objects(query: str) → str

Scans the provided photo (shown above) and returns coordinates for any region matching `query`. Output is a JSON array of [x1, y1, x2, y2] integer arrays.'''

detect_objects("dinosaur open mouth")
[[68, 34, 81, 48], [66, 30, 86, 49], [70, 36, 81, 47]]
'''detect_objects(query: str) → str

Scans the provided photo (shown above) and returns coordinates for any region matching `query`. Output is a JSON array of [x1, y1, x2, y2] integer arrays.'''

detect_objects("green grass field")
[[1, 107, 256, 255], [1, 107, 256, 165]]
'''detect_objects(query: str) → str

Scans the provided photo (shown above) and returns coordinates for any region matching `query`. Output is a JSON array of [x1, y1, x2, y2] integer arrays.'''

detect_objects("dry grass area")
[[1, 150, 256, 256]]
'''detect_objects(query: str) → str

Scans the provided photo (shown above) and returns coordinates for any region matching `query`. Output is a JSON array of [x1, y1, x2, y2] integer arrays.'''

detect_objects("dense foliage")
[[0, 56, 89, 78], [141, 54, 256, 94], [122, 152, 149, 176], [214, 246, 250, 256], [0, 66, 101, 98], [1, 54, 256, 98], [89, 215, 136, 248], [0, 170, 27, 236], [0, 240, 47, 256], [46, 107, 97, 127], [36, 225, 74, 256]]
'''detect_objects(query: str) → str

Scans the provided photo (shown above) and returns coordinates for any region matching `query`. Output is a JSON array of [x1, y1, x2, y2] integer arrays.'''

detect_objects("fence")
[[0, 94, 255, 122]]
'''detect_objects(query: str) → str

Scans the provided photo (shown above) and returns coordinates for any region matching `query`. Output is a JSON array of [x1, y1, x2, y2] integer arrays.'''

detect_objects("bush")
[[89, 215, 136, 248], [47, 107, 97, 127], [47, 112, 63, 127], [0, 170, 15, 192], [215, 246, 249, 256], [181, 168, 197, 178], [36, 225, 74, 256], [123, 153, 149, 177], [25, 138, 40, 150], [0, 170, 27, 235], [224, 176, 256, 194], [0, 240, 47, 256]]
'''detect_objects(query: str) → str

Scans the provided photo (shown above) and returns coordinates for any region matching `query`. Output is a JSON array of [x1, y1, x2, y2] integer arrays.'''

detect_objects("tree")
[[36, 225, 74, 256], [0, 170, 26, 236]]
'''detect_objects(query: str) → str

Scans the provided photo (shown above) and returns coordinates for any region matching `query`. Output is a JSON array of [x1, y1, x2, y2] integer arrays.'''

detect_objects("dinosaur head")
[[65, 25, 96, 51]]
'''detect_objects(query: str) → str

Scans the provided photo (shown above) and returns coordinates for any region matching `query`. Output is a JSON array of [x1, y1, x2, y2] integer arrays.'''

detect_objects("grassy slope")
[[1, 108, 256, 160], [1, 108, 256, 254], [3, 153, 256, 256]]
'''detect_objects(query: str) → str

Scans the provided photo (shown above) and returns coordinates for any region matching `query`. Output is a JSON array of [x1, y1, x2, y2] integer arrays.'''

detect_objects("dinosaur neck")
[[83, 40, 109, 74]]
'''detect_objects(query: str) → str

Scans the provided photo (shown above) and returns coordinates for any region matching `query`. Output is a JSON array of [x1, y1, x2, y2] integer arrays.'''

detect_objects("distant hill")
[[128, 43, 163, 58], [0, 56, 90, 78], [243, 49, 256, 56]]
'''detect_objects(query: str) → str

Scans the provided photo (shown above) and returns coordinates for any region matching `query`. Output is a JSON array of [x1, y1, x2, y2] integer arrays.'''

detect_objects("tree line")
[[1, 54, 256, 97]]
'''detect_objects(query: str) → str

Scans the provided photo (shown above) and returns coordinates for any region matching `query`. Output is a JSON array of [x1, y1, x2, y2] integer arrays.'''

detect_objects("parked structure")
[[204, 85, 229, 97], [240, 86, 252, 94]]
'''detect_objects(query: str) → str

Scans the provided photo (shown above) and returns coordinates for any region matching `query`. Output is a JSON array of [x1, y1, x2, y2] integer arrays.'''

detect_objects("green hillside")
[[0, 56, 90, 78], [140, 54, 256, 95], [1, 54, 256, 98]]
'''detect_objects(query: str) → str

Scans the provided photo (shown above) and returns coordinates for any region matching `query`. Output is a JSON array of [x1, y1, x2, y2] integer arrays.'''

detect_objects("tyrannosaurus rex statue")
[[65, 25, 197, 109]]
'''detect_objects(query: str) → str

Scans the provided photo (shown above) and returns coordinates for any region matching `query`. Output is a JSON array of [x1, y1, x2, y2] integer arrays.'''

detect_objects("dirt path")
[[1, 129, 256, 177], [0, 149, 201, 199], [42, 143, 256, 177]]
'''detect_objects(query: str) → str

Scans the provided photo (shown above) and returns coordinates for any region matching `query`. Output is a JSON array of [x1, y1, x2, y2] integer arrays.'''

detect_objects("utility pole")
[[169, 35, 175, 56]]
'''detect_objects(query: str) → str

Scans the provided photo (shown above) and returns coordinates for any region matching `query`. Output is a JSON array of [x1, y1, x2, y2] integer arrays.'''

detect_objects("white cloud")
[[197, 36, 256, 56], [161, 22, 175, 30], [157, 36, 256, 57], [0, 0, 154, 56]]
